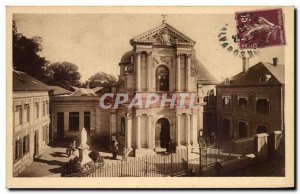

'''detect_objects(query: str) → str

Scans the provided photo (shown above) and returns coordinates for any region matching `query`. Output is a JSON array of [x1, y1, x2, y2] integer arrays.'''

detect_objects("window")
[[35, 102, 39, 119], [24, 104, 30, 122], [238, 97, 248, 111], [15, 105, 22, 126], [257, 124, 268, 134], [43, 101, 46, 116], [156, 65, 169, 91], [222, 96, 231, 109], [69, 112, 79, 131], [259, 74, 271, 83], [22, 135, 30, 155], [14, 139, 22, 162], [238, 121, 248, 138], [256, 98, 269, 114]]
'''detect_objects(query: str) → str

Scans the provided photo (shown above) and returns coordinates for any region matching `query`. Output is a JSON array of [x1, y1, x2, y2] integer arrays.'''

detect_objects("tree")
[[45, 62, 81, 90], [84, 72, 117, 88], [13, 20, 48, 80]]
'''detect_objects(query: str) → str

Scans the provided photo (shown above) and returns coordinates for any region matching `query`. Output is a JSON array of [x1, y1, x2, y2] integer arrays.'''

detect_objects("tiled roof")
[[218, 62, 285, 87], [48, 85, 72, 96], [13, 70, 50, 91]]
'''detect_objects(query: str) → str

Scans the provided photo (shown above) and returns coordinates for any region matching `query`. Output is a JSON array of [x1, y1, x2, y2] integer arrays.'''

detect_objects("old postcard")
[[6, 6, 294, 188]]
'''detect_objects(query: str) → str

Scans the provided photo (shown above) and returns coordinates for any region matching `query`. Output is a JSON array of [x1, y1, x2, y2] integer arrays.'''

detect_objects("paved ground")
[[18, 143, 125, 177], [18, 140, 284, 177]]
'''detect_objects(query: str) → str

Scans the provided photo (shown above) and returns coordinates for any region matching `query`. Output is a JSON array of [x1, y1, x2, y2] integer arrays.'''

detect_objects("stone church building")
[[51, 20, 217, 156]]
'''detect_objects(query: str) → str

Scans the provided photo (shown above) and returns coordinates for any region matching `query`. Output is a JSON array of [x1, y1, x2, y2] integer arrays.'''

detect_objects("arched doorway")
[[156, 65, 169, 91], [155, 118, 170, 149]]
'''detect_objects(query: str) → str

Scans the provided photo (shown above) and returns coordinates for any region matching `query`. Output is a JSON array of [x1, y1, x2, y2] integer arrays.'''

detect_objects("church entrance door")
[[155, 118, 170, 150]]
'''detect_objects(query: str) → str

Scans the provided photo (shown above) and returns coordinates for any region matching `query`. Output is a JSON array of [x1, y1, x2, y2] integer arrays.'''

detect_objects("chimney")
[[273, 57, 278, 66], [242, 57, 249, 73]]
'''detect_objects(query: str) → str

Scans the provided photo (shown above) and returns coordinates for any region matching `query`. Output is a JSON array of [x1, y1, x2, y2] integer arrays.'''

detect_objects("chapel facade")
[[114, 20, 217, 156], [50, 20, 218, 156]]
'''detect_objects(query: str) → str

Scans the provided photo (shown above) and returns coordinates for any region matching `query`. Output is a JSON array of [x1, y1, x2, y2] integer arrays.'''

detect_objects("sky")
[[13, 14, 285, 82]]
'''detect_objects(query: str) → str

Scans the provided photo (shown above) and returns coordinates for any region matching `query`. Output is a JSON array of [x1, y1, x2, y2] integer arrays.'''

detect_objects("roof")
[[69, 88, 98, 97], [130, 22, 196, 47], [13, 70, 50, 91], [218, 62, 285, 87], [92, 86, 104, 93], [120, 50, 133, 64], [191, 56, 219, 85], [48, 85, 72, 96]]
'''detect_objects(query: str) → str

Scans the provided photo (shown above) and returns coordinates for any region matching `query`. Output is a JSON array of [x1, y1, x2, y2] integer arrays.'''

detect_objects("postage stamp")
[[236, 9, 286, 49]]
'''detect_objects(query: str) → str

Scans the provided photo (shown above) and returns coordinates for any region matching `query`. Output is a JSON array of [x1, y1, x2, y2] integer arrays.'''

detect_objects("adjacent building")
[[216, 57, 285, 141], [13, 70, 51, 176]]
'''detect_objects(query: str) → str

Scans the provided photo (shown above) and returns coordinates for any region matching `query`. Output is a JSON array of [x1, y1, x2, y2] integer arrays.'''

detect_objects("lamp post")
[[199, 128, 205, 175]]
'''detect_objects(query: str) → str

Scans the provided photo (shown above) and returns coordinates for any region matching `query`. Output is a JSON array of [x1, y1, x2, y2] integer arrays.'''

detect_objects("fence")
[[80, 137, 256, 177], [190, 137, 257, 168], [85, 148, 188, 177]]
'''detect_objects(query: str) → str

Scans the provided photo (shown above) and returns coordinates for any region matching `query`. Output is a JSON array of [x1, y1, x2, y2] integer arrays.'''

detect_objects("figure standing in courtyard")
[[122, 145, 129, 161], [67, 140, 77, 157], [111, 135, 119, 160]]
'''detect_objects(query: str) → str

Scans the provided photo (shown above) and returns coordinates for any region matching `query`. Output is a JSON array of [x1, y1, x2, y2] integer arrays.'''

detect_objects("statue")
[[78, 127, 91, 165], [80, 127, 87, 146]]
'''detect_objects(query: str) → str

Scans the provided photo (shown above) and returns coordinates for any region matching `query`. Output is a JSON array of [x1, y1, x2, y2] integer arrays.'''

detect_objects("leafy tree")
[[13, 20, 48, 80], [45, 62, 81, 90], [84, 72, 117, 88]]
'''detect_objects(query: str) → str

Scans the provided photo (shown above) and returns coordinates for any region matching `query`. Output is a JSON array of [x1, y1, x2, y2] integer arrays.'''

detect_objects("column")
[[186, 113, 191, 147], [110, 111, 117, 136], [90, 111, 96, 138], [95, 108, 100, 138], [136, 115, 141, 149], [63, 112, 69, 135], [125, 113, 132, 150], [176, 54, 181, 91], [176, 114, 181, 147], [186, 55, 191, 91], [147, 51, 152, 91], [135, 52, 141, 92], [79, 111, 84, 130], [191, 112, 199, 151], [147, 115, 152, 149]]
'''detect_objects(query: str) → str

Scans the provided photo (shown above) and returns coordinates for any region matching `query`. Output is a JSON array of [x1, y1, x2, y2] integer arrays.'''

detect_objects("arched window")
[[156, 65, 169, 91]]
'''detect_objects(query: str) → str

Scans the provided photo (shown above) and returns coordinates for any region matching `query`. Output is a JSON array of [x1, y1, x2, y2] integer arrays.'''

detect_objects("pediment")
[[130, 23, 196, 47]]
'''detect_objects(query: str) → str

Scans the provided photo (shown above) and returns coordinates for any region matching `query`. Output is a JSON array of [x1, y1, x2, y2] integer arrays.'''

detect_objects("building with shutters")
[[13, 70, 51, 176], [216, 57, 285, 141]]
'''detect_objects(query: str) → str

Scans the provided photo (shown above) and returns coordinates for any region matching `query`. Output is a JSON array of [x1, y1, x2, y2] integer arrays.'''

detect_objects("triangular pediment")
[[130, 23, 196, 47]]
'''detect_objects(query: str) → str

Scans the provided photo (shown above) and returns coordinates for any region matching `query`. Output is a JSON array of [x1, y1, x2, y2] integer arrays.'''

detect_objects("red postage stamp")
[[236, 9, 286, 49]]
